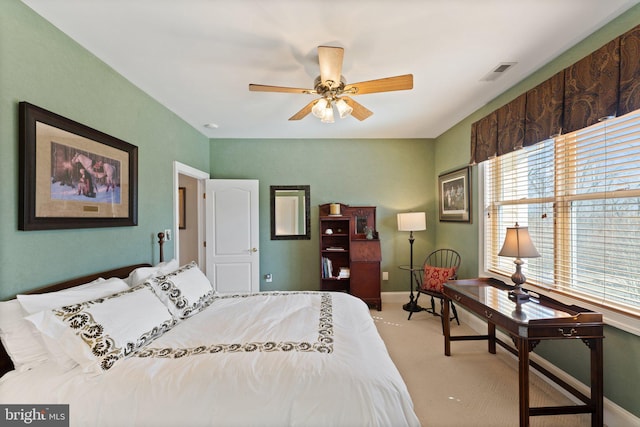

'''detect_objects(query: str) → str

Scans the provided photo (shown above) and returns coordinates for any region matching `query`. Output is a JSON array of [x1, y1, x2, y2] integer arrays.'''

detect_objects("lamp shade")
[[335, 98, 353, 118], [312, 98, 328, 118], [498, 224, 540, 258], [397, 212, 426, 232]]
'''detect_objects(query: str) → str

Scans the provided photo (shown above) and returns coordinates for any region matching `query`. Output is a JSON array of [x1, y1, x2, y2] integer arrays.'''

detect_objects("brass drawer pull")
[[558, 328, 577, 337], [454, 294, 462, 302], [484, 310, 493, 319]]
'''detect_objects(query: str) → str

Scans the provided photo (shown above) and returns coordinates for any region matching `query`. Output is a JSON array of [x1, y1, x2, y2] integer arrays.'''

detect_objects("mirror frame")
[[270, 185, 311, 240]]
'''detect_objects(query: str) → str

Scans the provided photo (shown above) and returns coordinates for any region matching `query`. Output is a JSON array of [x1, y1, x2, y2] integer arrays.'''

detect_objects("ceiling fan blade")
[[342, 97, 373, 121], [249, 84, 315, 94], [288, 100, 317, 121], [345, 74, 413, 95], [318, 46, 344, 86]]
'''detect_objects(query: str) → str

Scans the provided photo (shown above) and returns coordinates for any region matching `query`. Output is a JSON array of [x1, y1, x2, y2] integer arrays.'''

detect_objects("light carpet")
[[371, 294, 593, 427]]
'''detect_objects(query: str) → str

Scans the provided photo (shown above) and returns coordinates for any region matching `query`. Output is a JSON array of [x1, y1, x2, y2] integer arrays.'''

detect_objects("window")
[[484, 109, 640, 316]]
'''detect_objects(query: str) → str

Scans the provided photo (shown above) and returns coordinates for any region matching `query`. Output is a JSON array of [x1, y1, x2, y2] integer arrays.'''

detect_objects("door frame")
[[173, 161, 209, 267]]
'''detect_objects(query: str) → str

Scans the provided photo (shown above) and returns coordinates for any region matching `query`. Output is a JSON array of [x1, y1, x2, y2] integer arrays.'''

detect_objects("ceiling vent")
[[481, 62, 517, 82]]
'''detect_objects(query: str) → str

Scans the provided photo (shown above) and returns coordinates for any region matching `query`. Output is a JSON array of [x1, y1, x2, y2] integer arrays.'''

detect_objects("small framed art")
[[438, 166, 471, 223], [178, 187, 186, 229]]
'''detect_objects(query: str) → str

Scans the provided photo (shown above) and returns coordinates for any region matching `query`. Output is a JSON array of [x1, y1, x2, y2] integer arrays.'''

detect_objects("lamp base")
[[403, 301, 425, 313], [508, 262, 530, 303], [508, 287, 530, 303]]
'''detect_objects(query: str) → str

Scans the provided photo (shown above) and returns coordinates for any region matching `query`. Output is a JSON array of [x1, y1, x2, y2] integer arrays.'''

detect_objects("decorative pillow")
[[26, 284, 177, 375], [0, 300, 48, 372], [126, 259, 179, 287], [16, 277, 131, 371], [422, 266, 457, 292], [146, 262, 215, 319]]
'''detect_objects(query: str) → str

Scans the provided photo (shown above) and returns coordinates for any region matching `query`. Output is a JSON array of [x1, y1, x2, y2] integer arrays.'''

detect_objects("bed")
[[0, 257, 420, 426]]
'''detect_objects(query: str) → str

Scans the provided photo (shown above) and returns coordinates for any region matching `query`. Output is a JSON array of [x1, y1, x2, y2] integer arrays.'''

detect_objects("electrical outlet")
[[382, 271, 389, 281], [265, 273, 272, 283], [164, 229, 171, 241]]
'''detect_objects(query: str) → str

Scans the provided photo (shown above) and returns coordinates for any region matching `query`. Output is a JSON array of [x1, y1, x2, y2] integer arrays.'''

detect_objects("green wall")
[[3, 0, 639, 419], [210, 138, 437, 292], [0, 0, 209, 299], [433, 4, 640, 418]]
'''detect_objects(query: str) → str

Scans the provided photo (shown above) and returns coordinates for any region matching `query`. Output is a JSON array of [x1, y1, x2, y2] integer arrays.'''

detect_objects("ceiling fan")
[[249, 46, 413, 123]]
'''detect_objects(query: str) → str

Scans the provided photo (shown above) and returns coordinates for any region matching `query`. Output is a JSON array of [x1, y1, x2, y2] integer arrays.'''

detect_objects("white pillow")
[[0, 300, 48, 371], [26, 284, 176, 375], [126, 259, 179, 287], [17, 277, 130, 314], [16, 277, 130, 371], [146, 262, 215, 319]]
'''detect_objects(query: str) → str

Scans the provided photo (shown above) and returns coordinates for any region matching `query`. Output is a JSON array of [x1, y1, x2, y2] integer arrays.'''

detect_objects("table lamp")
[[498, 222, 540, 303], [397, 212, 427, 312]]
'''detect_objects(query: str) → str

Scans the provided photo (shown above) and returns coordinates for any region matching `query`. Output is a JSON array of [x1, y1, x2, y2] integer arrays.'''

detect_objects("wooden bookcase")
[[319, 203, 382, 310]]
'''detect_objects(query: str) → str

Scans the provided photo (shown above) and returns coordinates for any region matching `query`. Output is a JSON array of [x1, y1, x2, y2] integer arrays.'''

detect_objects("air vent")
[[481, 62, 517, 82]]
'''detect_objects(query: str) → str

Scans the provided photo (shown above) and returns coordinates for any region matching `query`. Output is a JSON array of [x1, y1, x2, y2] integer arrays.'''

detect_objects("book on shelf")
[[325, 246, 345, 251], [321, 257, 334, 278]]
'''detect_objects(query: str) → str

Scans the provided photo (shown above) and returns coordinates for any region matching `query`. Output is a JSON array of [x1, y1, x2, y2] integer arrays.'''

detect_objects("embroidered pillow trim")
[[53, 285, 177, 371]]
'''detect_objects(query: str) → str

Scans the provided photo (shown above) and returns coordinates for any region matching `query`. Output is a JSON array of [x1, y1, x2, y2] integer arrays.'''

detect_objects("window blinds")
[[485, 109, 640, 314]]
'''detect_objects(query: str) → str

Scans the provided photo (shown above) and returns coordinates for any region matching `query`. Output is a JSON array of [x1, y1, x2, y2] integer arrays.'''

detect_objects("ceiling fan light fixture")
[[312, 98, 328, 118], [250, 46, 413, 123], [335, 98, 353, 119], [321, 103, 335, 123]]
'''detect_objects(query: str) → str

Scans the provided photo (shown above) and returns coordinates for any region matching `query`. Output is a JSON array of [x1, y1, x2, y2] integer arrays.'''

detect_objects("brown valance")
[[619, 25, 640, 116], [497, 93, 526, 155], [470, 111, 497, 164], [470, 23, 640, 165], [563, 39, 620, 134], [524, 70, 564, 146]]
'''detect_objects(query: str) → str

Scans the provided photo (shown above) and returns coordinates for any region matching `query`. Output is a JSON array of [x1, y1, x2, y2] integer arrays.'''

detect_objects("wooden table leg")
[[516, 337, 530, 427], [488, 322, 496, 354], [443, 296, 451, 356], [590, 338, 604, 427]]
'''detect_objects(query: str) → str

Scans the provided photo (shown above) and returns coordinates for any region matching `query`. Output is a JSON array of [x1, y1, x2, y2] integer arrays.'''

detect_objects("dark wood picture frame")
[[270, 185, 311, 240], [19, 102, 138, 230], [178, 187, 186, 229], [438, 166, 471, 223]]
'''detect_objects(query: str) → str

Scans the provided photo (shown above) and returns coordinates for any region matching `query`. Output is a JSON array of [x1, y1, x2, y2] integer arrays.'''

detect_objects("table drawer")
[[526, 325, 604, 340], [447, 289, 514, 332]]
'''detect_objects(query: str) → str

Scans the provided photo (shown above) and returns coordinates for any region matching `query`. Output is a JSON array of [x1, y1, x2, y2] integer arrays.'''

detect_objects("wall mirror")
[[270, 185, 310, 240]]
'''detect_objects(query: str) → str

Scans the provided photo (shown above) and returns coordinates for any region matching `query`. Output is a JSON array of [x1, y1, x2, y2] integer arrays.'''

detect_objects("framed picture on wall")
[[18, 102, 138, 230], [178, 187, 186, 229], [438, 166, 471, 223]]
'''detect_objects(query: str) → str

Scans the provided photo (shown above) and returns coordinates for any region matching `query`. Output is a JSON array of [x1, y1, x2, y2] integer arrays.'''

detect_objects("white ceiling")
[[21, 0, 640, 139]]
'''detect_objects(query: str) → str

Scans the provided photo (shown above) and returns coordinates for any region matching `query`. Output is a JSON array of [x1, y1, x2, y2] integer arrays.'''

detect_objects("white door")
[[205, 179, 259, 293]]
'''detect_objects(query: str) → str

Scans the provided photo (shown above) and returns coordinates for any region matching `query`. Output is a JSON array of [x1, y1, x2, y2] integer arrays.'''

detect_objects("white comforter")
[[0, 291, 420, 427]]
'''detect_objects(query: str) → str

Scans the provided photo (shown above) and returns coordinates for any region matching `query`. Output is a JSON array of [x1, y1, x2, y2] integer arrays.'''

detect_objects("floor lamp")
[[397, 212, 426, 312]]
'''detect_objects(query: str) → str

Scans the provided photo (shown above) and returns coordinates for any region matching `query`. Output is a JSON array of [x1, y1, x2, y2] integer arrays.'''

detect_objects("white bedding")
[[0, 291, 419, 427]]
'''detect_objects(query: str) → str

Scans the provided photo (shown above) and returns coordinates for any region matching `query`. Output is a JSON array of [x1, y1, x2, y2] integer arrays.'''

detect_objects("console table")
[[442, 277, 604, 427]]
